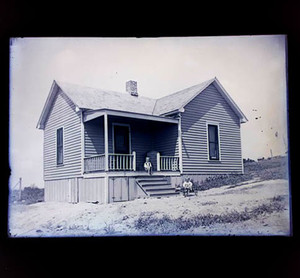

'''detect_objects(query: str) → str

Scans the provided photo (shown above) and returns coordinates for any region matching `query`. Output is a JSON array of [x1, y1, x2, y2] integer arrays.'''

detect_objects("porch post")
[[178, 113, 183, 174], [132, 151, 136, 171], [80, 110, 85, 175], [104, 113, 109, 171], [157, 152, 160, 171]]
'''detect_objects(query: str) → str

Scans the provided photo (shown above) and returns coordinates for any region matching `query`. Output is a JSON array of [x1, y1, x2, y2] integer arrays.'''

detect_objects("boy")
[[144, 157, 152, 175], [182, 177, 193, 197]]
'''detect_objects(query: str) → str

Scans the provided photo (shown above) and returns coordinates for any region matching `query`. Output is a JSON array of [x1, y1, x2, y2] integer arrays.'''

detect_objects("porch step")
[[144, 185, 176, 191], [138, 180, 170, 186], [137, 177, 169, 182], [136, 176, 179, 198]]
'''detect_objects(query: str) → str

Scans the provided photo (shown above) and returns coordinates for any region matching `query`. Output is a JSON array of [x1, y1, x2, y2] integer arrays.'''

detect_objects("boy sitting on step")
[[144, 157, 152, 175], [182, 177, 193, 197]]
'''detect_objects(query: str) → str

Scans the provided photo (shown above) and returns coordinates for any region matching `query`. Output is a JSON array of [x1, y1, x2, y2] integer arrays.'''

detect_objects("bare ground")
[[8, 179, 290, 237]]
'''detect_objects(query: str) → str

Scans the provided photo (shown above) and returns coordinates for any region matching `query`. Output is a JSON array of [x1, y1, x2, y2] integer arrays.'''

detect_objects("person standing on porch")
[[144, 157, 152, 175]]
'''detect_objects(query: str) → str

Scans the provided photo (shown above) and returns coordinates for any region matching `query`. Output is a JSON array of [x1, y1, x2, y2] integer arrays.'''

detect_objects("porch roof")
[[83, 109, 179, 124]]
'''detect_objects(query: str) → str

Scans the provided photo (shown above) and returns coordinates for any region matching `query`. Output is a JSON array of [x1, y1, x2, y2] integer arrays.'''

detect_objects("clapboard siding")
[[181, 84, 243, 174], [153, 122, 178, 156], [44, 89, 82, 180], [84, 117, 104, 157]]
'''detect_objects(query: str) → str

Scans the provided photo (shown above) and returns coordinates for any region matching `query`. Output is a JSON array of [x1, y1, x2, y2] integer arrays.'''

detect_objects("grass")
[[134, 195, 286, 234], [192, 156, 288, 192]]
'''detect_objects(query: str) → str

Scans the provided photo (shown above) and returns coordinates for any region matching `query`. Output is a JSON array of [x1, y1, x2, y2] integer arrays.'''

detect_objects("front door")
[[113, 124, 130, 154]]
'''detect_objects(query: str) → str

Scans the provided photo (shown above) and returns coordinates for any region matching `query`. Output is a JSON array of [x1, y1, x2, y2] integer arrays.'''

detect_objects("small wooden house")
[[37, 77, 247, 203]]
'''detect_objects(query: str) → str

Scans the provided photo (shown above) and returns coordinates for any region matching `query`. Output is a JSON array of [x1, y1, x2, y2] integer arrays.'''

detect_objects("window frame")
[[206, 121, 221, 161], [56, 127, 64, 165]]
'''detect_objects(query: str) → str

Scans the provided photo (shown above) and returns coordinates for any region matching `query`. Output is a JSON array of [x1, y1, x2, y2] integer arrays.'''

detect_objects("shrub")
[[10, 187, 44, 204]]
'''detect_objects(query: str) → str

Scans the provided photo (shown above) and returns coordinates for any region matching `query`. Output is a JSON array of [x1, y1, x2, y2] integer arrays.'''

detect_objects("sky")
[[9, 36, 288, 188]]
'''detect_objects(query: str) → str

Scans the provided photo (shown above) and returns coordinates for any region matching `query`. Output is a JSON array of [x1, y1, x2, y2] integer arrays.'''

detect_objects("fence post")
[[157, 152, 160, 171], [19, 177, 22, 201], [132, 151, 136, 171]]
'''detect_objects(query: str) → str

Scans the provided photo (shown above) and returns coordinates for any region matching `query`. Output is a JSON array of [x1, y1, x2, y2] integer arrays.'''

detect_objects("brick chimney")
[[126, 80, 138, 97]]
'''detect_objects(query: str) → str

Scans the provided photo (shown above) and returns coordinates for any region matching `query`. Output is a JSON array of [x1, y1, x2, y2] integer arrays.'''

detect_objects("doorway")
[[113, 124, 131, 154]]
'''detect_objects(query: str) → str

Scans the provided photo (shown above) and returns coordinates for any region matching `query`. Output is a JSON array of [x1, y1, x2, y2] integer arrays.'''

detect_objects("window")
[[208, 124, 219, 160], [57, 128, 63, 165]]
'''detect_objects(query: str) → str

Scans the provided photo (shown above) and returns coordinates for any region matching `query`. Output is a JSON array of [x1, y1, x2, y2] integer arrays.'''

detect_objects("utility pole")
[[19, 177, 22, 201], [270, 149, 273, 158]]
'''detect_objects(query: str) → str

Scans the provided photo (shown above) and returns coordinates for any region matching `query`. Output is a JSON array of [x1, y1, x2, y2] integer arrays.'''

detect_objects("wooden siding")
[[181, 84, 243, 174], [45, 178, 78, 202], [44, 89, 82, 180], [108, 177, 129, 202], [153, 122, 178, 156], [108, 177, 146, 202], [78, 177, 105, 203], [84, 117, 104, 157]]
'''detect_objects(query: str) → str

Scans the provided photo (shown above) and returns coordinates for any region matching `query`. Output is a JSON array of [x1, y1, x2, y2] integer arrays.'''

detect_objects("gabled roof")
[[154, 77, 247, 123], [56, 81, 157, 115], [37, 77, 247, 129], [153, 78, 215, 115]]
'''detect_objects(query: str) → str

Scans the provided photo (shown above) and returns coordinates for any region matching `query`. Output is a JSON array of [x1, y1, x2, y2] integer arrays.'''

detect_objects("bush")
[[11, 187, 44, 204], [22, 187, 44, 204]]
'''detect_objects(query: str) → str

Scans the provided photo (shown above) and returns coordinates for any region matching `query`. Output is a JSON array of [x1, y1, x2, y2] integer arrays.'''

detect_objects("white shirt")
[[182, 181, 193, 190], [144, 162, 152, 170]]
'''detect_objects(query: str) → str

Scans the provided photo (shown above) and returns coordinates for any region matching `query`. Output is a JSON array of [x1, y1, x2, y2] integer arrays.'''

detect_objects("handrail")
[[135, 180, 148, 196], [109, 153, 134, 156], [84, 153, 105, 159]]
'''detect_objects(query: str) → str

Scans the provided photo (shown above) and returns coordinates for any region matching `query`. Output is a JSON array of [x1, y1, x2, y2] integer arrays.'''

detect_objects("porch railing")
[[84, 154, 105, 173], [84, 152, 136, 173], [108, 153, 136, 171], [84, 152, 179, 172], [158, 154, 180, 171]]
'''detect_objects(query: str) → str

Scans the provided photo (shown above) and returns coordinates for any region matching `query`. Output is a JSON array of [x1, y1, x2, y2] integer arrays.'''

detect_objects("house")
[[37, 77, 247, 203]]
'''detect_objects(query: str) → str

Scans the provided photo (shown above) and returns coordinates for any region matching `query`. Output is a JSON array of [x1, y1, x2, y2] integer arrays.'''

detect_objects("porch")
[[82, 110, 182, 174]]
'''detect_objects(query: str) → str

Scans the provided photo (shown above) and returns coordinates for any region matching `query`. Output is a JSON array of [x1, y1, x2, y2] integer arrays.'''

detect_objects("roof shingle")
[[56, 78, 215, 116], [56, 81, 156, 115]]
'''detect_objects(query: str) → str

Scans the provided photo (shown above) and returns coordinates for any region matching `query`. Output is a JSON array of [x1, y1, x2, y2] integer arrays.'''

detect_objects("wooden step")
[[136, 177, 168, 182], [136, 176, 178, 198], [138, 181, 170, 186], [143, 185, 174, 191]]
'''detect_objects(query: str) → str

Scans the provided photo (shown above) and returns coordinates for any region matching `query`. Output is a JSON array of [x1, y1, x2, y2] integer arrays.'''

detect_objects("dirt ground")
[[8, 179, 291, 237]]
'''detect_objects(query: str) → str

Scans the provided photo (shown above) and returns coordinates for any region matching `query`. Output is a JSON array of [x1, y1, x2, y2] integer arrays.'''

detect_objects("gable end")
[[181, 78, 247, 123], [37, 81, 79, 129]]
